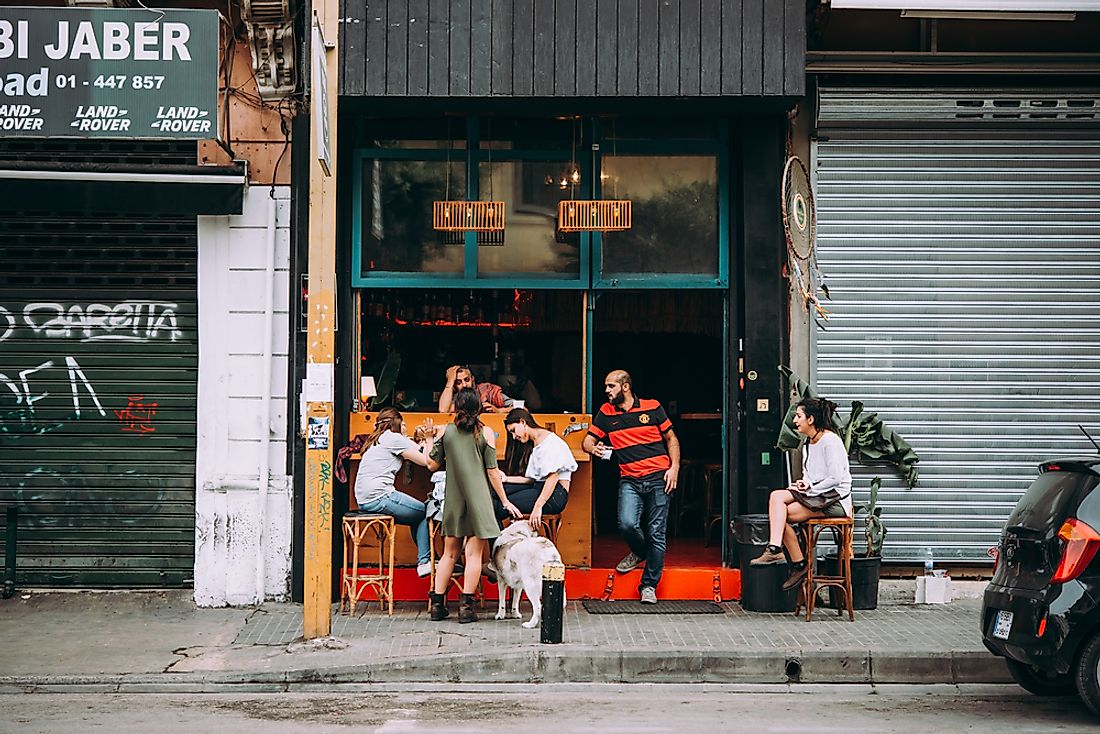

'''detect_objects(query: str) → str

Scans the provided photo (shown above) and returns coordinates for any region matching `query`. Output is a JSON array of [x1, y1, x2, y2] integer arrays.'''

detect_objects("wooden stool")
[[506, 513, 563, 543], [795, 517, 855, 622], [701, 462, 723, 547], [340, 512, 396, 616]]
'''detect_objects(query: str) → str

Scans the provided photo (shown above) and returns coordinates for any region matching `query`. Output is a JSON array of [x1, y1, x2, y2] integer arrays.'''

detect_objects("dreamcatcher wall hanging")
[[781, 155, 829, 324]]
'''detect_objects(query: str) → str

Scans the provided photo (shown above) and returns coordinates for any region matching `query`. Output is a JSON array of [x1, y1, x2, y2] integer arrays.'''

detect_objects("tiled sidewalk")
[[236, 596, 984, 655]]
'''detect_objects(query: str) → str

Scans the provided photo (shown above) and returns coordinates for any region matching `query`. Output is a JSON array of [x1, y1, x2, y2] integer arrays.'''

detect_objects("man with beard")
[[583, 370, 680, 604], [437, 364, 514, 414]]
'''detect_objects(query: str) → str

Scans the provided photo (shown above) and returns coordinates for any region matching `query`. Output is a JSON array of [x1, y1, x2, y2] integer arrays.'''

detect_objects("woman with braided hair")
[[750, 397, 853, 592]]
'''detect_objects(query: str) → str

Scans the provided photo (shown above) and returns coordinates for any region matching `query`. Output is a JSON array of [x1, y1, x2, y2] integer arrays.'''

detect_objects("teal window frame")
[[351, 116, 729, 292]]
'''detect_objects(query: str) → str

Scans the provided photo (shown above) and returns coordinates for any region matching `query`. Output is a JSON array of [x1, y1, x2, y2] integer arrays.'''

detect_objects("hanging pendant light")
[[557, 199, 632, 233], [432, 200, 506, 232]]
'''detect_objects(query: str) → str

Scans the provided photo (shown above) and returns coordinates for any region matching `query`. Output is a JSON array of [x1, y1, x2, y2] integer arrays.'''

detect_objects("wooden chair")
[[340, 512, 396, 616], [701, 462, 723, 547], [794, 516, 855, 622], [505, 513, 563, 544]]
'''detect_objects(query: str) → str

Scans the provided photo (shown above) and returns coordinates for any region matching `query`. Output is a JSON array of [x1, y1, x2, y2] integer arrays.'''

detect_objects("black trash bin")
[[732, 514, 799, 613]]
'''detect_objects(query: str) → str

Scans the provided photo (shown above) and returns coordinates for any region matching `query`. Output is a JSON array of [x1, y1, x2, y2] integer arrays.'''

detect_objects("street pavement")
[[0, 581, 1010, 690], [6, 685, 1095, 734]]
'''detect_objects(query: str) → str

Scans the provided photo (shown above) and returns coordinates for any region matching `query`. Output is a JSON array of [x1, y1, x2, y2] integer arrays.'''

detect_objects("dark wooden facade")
[[340, 0, 805, 98]]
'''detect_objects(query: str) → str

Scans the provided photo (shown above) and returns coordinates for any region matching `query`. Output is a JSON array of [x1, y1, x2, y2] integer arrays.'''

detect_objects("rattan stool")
[[427, 518, 483, 606], [794, 516, 855, 622], [340, 512, 396, 616], [505, 513, 563, 543]]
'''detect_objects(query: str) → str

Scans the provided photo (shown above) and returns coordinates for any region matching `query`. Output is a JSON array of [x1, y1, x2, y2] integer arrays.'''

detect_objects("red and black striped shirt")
[[588, 398, 673, 479]]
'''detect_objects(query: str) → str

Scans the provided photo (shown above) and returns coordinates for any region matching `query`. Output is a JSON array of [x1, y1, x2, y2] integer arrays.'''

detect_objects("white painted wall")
[[195, 186, 293, 606]]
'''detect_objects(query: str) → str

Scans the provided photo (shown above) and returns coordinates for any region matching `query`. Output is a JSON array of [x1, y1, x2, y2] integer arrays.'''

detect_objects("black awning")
[[0, 161, 247, 215]]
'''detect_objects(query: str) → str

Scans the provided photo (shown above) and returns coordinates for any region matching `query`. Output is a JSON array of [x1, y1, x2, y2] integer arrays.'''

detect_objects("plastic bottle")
[[924, 547, 935, 576]]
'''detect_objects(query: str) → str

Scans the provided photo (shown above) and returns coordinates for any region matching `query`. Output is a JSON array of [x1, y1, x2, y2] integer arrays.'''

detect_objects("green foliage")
[[775, 366, 921, 557], [776, 365, 919, 489], [856, 477, 887, 558]]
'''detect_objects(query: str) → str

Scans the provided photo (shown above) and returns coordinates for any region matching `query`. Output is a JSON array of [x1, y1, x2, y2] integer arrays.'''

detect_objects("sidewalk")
[[0, 582, 1010, 691]]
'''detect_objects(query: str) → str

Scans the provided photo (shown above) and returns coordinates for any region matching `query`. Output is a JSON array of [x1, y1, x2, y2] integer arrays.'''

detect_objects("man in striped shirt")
[[583, 370, 680, 604]]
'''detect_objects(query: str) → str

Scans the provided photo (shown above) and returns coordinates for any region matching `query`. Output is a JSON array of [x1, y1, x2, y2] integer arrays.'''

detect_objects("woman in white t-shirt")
[[496, 408, 578, 531], [354, 407, 434, 577], [749, 397, 853, 592]]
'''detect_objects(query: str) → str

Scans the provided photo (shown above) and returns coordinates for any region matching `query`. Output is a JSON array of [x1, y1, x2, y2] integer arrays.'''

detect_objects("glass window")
[[599, 155, 718, 276], [360, 159, 466, 274], [476, 161, 582, 277]]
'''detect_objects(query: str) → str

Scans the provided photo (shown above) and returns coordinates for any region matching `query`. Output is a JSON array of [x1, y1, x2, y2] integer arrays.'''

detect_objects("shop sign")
[[0, 7, 217, 138]]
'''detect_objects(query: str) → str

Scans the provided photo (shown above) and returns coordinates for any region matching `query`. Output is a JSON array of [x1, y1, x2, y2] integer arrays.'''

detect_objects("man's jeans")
[[617, 475, 670, 591], [359, 491, 431, 566]]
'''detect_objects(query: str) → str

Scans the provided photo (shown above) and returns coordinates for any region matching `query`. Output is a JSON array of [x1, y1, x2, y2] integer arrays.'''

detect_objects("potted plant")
[[776, 366, 919, 609]]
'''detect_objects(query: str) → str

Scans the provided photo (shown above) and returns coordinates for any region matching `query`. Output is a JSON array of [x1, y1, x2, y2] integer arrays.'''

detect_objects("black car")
[[983, 457, 1100, 713]]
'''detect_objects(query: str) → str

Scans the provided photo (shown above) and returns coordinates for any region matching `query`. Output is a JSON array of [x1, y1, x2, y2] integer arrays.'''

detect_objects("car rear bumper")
[[982, 581, 1098, 675]]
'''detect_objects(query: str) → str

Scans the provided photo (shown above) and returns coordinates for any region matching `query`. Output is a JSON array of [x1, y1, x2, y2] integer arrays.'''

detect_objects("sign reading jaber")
[[0, 6, 217, 138]]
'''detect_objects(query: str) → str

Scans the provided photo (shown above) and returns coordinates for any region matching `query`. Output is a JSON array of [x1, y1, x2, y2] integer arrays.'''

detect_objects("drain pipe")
[[254, 190, 278, 603]]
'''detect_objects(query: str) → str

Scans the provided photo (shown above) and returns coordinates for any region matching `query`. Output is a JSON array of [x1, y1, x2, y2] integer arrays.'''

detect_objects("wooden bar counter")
[[347, 412, 593, 568]]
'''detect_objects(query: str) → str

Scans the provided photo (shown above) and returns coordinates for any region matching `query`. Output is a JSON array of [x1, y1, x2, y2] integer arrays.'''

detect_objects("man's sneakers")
[[417, 562, 432, 578], [616, 552, 644, 574], [640, 586, 658, 605], [749, 546, 786, 566]]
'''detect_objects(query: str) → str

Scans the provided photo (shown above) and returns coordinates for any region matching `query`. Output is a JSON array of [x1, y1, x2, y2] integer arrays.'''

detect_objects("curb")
[[0, 650, 1011, 692]]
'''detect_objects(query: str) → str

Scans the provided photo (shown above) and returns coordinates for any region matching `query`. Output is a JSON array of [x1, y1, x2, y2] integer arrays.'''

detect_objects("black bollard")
[[3, 506, 16, 599], [540, 562, 565, 644]]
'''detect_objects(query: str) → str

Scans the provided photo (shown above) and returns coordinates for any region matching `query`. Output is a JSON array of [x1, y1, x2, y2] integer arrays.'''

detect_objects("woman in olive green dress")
[[427, 388, 521, 623]]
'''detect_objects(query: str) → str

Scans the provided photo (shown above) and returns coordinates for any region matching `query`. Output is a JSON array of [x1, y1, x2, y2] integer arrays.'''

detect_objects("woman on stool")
[[354, 407, 436, 578], [495, 408, 578, 532], [749, 397, 852, 592]]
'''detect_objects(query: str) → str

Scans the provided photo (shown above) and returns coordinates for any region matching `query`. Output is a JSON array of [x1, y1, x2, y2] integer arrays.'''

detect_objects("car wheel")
[[1076, 632, 1100, 714], [1006, 658, 1076, 696]]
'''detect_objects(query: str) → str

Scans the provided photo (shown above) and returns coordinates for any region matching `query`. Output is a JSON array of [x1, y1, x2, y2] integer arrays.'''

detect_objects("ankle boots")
[[458, 593, 478, 624], [428, 591, 449, 621], [429, 591, 478, 623]]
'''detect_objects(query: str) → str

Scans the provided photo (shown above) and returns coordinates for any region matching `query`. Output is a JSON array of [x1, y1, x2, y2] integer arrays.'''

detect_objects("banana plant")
[[858, 477, 887, 558], [775, 365, 920, 489]]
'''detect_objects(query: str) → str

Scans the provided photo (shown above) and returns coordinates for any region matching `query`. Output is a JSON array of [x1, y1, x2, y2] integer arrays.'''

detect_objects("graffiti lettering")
[[8, 300, 183, 343], [316, 460, 333, 531], [0, 355, 106, 439], [114, 394, 158, 434], [14, 467, 169, 528]]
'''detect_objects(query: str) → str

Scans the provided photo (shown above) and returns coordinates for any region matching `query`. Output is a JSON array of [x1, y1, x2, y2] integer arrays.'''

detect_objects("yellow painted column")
[[304, 0, 339, 639]]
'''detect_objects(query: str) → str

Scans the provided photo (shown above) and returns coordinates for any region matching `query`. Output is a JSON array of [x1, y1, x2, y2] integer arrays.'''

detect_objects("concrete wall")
[[194, 186, 293, 606]]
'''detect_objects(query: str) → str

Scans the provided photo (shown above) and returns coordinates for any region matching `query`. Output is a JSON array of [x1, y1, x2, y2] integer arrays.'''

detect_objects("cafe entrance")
[[342, 115, 737, 596]]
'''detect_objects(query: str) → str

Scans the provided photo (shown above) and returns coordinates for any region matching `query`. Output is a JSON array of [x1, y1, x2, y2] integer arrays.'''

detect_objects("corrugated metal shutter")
[[0, 213, 197, 586], [814, 88, 1100, 563]]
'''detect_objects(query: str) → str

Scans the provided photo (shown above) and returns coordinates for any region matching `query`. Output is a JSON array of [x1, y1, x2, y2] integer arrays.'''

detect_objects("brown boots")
[[457, 593, 478, 624], [429, 592, 477, 623], [429, 591, 449, 621]]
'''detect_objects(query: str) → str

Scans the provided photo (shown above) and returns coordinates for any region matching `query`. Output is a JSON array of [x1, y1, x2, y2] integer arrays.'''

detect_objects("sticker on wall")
[[307, 416, 330, 450]]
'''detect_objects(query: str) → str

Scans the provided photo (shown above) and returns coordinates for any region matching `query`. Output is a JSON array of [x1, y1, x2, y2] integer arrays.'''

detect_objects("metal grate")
[[0, 140, 197, 166], [818, 88, 1100, 126], [813, 96, 1100, 563]]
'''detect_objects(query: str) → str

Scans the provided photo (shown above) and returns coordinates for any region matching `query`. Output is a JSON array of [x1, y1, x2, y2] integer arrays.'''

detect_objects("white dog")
[[492, 521, 566, 629]]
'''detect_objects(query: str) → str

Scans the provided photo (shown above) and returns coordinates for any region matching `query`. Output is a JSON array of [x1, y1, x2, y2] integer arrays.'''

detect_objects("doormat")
[[582, 599, 726, 615]]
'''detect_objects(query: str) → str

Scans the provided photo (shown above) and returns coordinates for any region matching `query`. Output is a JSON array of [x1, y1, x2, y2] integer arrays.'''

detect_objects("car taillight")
[[1051, 518, 1100, 583]]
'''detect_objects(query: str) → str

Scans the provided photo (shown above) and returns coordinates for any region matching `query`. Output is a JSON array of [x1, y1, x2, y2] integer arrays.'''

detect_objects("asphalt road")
[[4, 684, 1099, 733]]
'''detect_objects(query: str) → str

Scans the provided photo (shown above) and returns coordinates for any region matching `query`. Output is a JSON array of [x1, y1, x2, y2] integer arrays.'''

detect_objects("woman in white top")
[[750, 397, 853, 592], [354, 407, 434, 577], [496, 408, 578, 531]]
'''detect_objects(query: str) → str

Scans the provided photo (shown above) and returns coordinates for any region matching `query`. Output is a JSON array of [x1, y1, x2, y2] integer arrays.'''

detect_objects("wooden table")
[[347, 411, 593, 567]]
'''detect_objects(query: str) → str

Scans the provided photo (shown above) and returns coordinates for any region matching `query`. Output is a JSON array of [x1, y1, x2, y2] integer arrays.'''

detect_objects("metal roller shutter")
[[0, 213, 197, 586], [814, 88, 1100, 563]]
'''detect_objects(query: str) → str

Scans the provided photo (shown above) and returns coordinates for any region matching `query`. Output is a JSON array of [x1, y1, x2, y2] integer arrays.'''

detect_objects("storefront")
[[319, 1, 806, 596]]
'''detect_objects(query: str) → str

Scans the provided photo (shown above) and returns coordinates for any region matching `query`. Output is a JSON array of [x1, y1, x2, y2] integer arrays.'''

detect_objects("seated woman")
[[494, 408, 578, 531], [749, 397, 853, 592], [353, 407, 434, 578]]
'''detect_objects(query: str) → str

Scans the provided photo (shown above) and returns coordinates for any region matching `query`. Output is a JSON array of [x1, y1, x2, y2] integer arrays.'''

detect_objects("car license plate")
[[993, 610, 1013, 640]]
